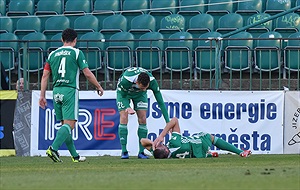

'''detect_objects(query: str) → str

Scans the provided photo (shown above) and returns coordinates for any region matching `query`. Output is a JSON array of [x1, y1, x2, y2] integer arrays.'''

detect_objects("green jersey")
[[168, 132, 213, 158], [117, 67, 170, 123], [46, 46, 88, 89]]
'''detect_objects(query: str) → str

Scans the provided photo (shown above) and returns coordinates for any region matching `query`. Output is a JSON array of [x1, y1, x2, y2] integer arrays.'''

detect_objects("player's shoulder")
[[125, 67, 153, 75], [124, 67, 141, 74], [51, 46, 79, 55]]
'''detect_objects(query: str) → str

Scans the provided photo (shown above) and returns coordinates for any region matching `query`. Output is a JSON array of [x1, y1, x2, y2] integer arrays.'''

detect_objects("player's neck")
[[63, 43, 74, 47], [63, 41, 76, 47]]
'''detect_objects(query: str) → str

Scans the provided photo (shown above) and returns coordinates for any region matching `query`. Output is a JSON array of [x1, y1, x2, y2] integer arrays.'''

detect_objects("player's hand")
[[39, 97, 47, 109], [152, 136, 164, 150], [97, 86, 104, 96], [125, 108, 135, 115]]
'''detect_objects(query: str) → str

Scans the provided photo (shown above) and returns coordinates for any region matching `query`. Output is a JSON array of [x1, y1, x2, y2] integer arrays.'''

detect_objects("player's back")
[[168, 133, 193, 158], [118, 67, 148, 87], [121, 67, 155, 86], [47, 46, 87, 89], [123, 67, 150, 78]]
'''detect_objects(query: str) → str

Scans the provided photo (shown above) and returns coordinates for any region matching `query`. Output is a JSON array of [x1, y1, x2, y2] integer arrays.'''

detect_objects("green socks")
[[118, 124, 128, 153], [65, 133, 78, 157], [51, 124, 78, 157], [137, 124, 148, 154], [213, 137, 243, 155], [118, 124, 148, 154], [51, 124, 71, 151]]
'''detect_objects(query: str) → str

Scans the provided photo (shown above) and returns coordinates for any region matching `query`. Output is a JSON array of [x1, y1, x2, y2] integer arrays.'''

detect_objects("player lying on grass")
[[141, 117, 251, 159]]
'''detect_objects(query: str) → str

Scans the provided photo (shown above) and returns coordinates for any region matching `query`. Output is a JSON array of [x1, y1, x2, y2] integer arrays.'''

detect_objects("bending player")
[[116, 67, 170, 159]]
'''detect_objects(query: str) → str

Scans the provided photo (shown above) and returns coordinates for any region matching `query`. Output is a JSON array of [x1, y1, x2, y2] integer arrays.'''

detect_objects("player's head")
[[136, 72, 150, 91], [153, 143, 170, 159], [62, 28, 77, 44]]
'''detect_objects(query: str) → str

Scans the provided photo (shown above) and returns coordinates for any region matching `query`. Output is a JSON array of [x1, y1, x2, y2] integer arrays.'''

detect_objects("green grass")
[[0, 154, 299, 190]]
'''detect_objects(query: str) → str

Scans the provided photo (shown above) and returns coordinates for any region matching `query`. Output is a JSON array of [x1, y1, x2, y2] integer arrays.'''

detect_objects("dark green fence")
[[1, 1, 300, 91], [1, 4, 299, 91], [0, 35, 299, 91]]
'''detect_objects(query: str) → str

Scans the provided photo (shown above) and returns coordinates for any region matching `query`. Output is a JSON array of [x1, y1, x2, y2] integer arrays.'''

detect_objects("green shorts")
[[190, 132, 212, 158], [116, 90, 148, 111], [53, 87, 79, 121]]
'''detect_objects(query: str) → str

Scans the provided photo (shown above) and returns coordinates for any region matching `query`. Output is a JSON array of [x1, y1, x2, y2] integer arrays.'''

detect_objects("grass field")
[[0, 154, 299, 190]]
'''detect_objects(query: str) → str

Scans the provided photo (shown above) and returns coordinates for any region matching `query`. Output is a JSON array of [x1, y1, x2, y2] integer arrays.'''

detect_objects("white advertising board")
[[31, 90, 284, 156], [283, 91, 300, 154]]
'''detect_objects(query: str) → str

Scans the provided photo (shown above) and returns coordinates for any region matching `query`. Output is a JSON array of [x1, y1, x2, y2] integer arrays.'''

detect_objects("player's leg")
[[47, 121, 70, 162], [64, 130, 86, 162], [63, 122, 76, 157], [192, 133, 214, 158], [211, 135, 251, 157], [136, 110, 148, 158], [118, 110, 129, 158], [116, 93, 130, 159], [62, 89, 86, 162], [50, 122, 71, 151], [134, 92, 149, 159], [62, 120, 86, 162], [51, 88, 77, 150], [46, 88, 66, 162]]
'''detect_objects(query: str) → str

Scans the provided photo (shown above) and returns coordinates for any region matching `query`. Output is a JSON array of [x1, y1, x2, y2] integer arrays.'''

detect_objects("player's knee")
[[63, 120, 76, 129], [119, 113, 128, 123]]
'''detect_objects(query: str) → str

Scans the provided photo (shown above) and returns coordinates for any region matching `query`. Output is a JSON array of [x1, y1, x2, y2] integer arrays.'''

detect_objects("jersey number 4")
[[58, 57, 66, 77]]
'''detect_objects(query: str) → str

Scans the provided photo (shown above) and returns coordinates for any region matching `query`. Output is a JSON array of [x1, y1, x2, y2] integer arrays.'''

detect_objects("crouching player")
[[141, 117, 251, 159]]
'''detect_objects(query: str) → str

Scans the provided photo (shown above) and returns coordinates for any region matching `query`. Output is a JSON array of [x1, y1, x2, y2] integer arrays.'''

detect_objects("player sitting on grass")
[[141, 117, 251, 159]]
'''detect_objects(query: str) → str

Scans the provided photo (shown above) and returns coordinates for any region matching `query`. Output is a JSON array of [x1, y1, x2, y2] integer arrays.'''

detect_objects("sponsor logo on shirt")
[[56, 79, 70, 83]]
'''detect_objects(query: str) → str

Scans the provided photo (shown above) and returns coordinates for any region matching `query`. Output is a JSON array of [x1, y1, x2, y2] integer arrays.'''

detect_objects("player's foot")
[[138, 152, 149, 159], [240, 150, 252, 157], [121, 152, 129, 159], [46, 146, 62, 162], [72, 155, 86, 162], [211, 152, 219, 157]]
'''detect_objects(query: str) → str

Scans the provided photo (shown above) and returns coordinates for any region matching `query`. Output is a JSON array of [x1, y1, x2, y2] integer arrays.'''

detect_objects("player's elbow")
[[140, 138, 147, 147], [140, 138, 152, 148], [83, 69, 93, 80]]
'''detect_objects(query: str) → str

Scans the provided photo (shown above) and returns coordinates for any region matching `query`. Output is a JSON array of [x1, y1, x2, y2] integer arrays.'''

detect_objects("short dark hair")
[[62, 28, 77, 43], [137, 72, 150, 87], [153, 145, 170, 159]]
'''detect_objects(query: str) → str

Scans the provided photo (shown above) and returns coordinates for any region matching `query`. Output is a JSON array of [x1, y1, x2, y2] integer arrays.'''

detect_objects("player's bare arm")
[[39, 69, 50, 109], [153, 117, 181, 149], [140, 138, 153, 151], [82, 68, 104, 96]]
